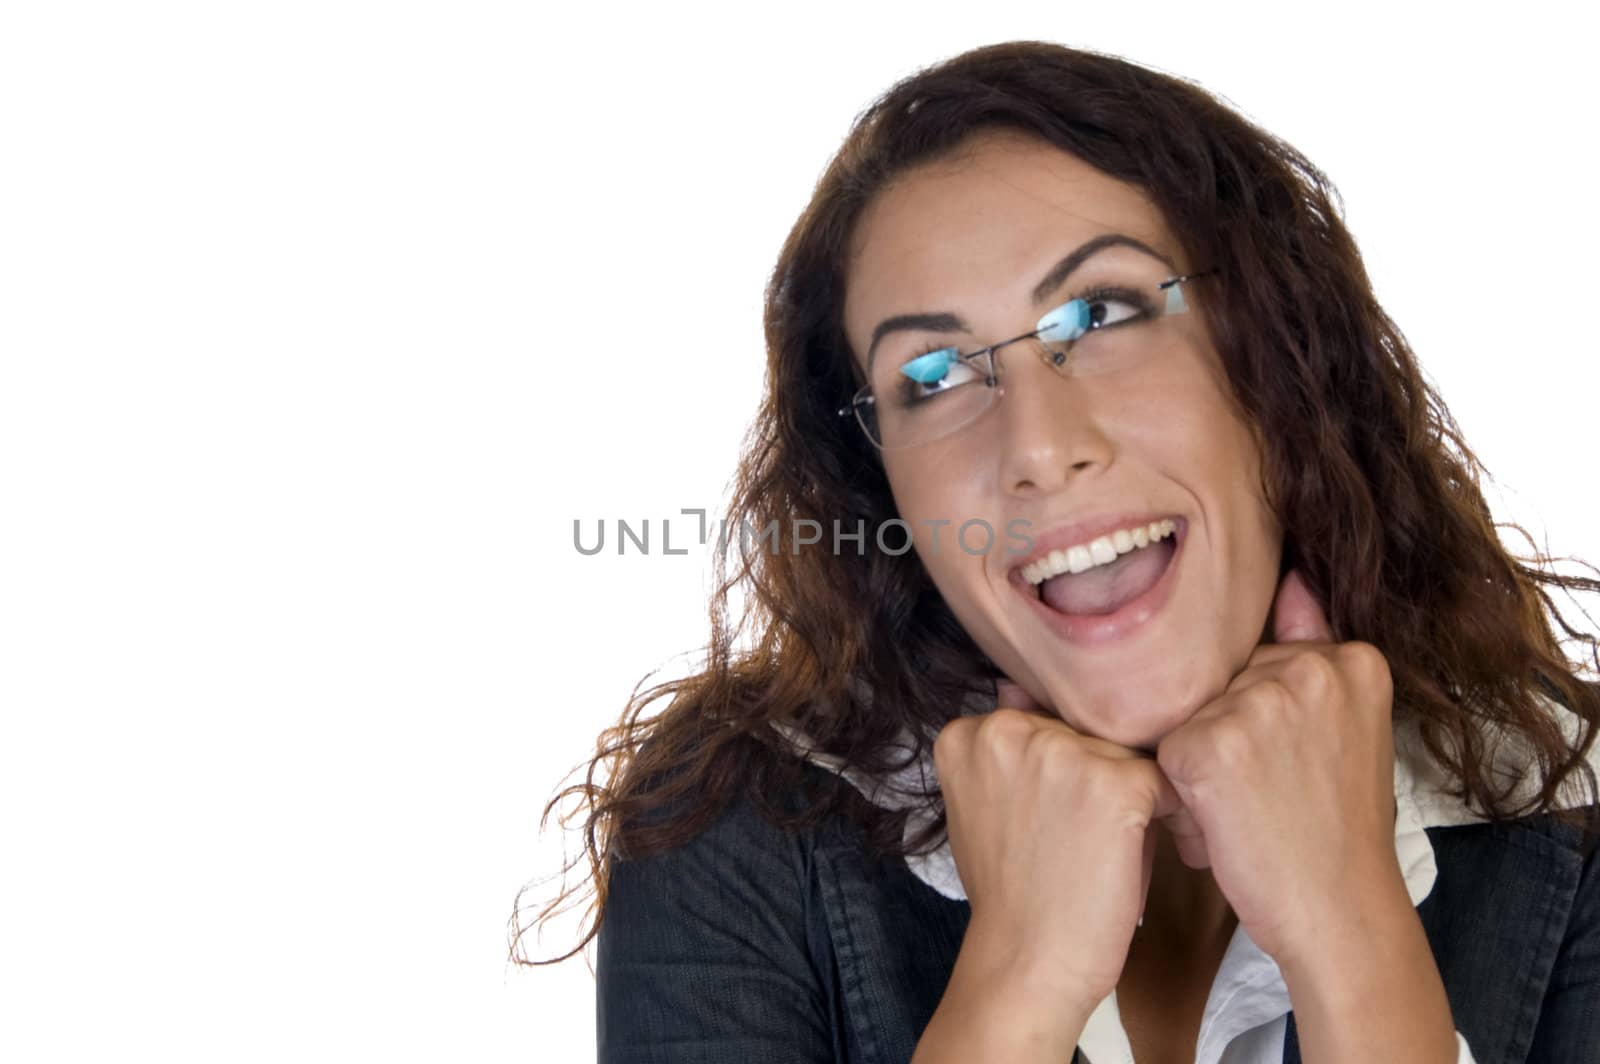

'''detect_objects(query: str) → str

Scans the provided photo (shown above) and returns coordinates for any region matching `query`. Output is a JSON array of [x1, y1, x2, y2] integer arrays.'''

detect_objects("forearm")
[[914, 923, 1094, 1064], [1277, 867, 1460, 1064]]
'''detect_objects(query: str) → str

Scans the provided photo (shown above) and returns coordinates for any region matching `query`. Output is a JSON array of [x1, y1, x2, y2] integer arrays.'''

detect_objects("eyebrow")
[[863, 232, 1177, 374]]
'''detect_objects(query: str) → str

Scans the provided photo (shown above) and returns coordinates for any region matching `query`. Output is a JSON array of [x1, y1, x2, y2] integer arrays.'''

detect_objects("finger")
[[1139, 758, 1185, 822], [1159, 804, 1211, 870], [1221, 649, 1310, 693], [1036, 713, 1169, 767], [1271, 567, 1333, 644], [995, 677, 1049, 715]]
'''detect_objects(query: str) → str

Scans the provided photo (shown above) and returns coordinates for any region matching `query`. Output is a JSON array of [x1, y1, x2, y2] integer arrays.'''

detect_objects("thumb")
[[1271, 567, 1333, 644], [1159, 803, 1211, 870], [1153, 755, 1212, 868]]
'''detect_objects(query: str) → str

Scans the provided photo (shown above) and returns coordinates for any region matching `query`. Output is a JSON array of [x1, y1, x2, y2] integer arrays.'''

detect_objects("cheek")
[[1207, 412, 1285, 622], [1201, 394, 1274, 526], [883, 448, 983, 527], [883, 456, 992, 584], [1142, 357, 1282, 574], [1153, 355, 1264, 487]]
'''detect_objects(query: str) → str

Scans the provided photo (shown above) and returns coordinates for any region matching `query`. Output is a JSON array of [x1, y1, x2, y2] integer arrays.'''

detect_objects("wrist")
[[1272, 885, 1458, 1064], [956, 912, 1108, 1019], [916, 987, 1089, 1064], [930, 918, 1098, 1059], [1273, 868, 1435, 1012], [1272, 852, 1413, 978]]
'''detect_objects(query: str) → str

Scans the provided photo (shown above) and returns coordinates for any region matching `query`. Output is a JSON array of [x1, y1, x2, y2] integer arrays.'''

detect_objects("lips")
[[1009, 517, 1187, 647]]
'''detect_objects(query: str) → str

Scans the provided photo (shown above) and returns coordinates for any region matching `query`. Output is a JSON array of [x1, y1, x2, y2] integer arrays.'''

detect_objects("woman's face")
[[841, 129, 1284, 751]]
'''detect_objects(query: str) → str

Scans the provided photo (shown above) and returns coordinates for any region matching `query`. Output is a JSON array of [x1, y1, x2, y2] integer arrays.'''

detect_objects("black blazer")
[[595, 756, 1600, 1063]]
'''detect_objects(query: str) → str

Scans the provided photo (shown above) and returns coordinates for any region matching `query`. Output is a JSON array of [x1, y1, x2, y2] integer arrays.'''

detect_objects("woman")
[[515, 41, 1600, 1062]]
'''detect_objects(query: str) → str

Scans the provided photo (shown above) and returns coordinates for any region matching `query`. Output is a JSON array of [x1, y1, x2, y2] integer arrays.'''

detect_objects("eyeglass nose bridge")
[[982, 330, 1074, 385]]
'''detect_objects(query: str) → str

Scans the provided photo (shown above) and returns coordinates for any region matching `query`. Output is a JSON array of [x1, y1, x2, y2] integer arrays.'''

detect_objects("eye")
[[894, 344, 983, 403], [900, 345, 961, 384], [1083, 289, 1146, 329], [1036, 286, 1152, 342]]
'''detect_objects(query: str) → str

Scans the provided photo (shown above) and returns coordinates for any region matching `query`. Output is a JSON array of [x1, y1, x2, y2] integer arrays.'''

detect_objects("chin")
[[1061, 704, 1179, 753], [1043, 675, 1213, 753]]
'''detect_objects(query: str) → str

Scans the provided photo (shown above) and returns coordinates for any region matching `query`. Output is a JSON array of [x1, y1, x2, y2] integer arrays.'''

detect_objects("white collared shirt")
[[769, 696, 1600, 1064]]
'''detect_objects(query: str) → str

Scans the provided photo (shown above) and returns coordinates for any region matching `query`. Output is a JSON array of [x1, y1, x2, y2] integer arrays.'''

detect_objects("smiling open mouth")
[[1038, 535, 1177, 615], [1010, 516, 1187, 647]]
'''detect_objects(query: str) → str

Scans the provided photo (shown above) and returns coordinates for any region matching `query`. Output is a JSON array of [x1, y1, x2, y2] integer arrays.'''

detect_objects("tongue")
[[1040, 539, 1175, 616]]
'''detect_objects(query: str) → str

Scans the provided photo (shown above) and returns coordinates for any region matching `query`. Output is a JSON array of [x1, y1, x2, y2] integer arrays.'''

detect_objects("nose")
[[992, 340, 1115, 496]]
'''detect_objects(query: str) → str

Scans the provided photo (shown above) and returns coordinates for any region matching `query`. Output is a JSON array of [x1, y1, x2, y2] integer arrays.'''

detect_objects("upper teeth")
[[1021, 519, 1178, 585]]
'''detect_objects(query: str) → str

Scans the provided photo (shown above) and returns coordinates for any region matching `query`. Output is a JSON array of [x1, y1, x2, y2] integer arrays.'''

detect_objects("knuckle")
[[1078, 754, 1138, 803], [1021, 725, 1076, 775], [934, 707, 1041, 774], [978, 706, 1044, 751], [1284, 650, 1337, 694], [1339, 640, 1391, 684], [1207, 718, 1256, 768], [932, 716, 972, 764], [1241, 677, 1292, 716], [1094, 762, 1164, 828], [1071, 757, 1115, 801]]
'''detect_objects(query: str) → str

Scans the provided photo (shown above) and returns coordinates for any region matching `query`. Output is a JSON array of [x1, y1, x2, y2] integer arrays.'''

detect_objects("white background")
[[3, 2, 1596, 1061]]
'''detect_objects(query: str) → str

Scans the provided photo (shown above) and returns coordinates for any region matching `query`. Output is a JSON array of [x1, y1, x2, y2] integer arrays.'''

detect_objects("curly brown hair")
[[510, 39, 1600, 970]]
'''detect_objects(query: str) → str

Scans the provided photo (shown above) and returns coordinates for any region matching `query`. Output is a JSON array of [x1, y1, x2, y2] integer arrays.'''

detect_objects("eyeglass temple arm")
[[1158, 267, 1219, 289]]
